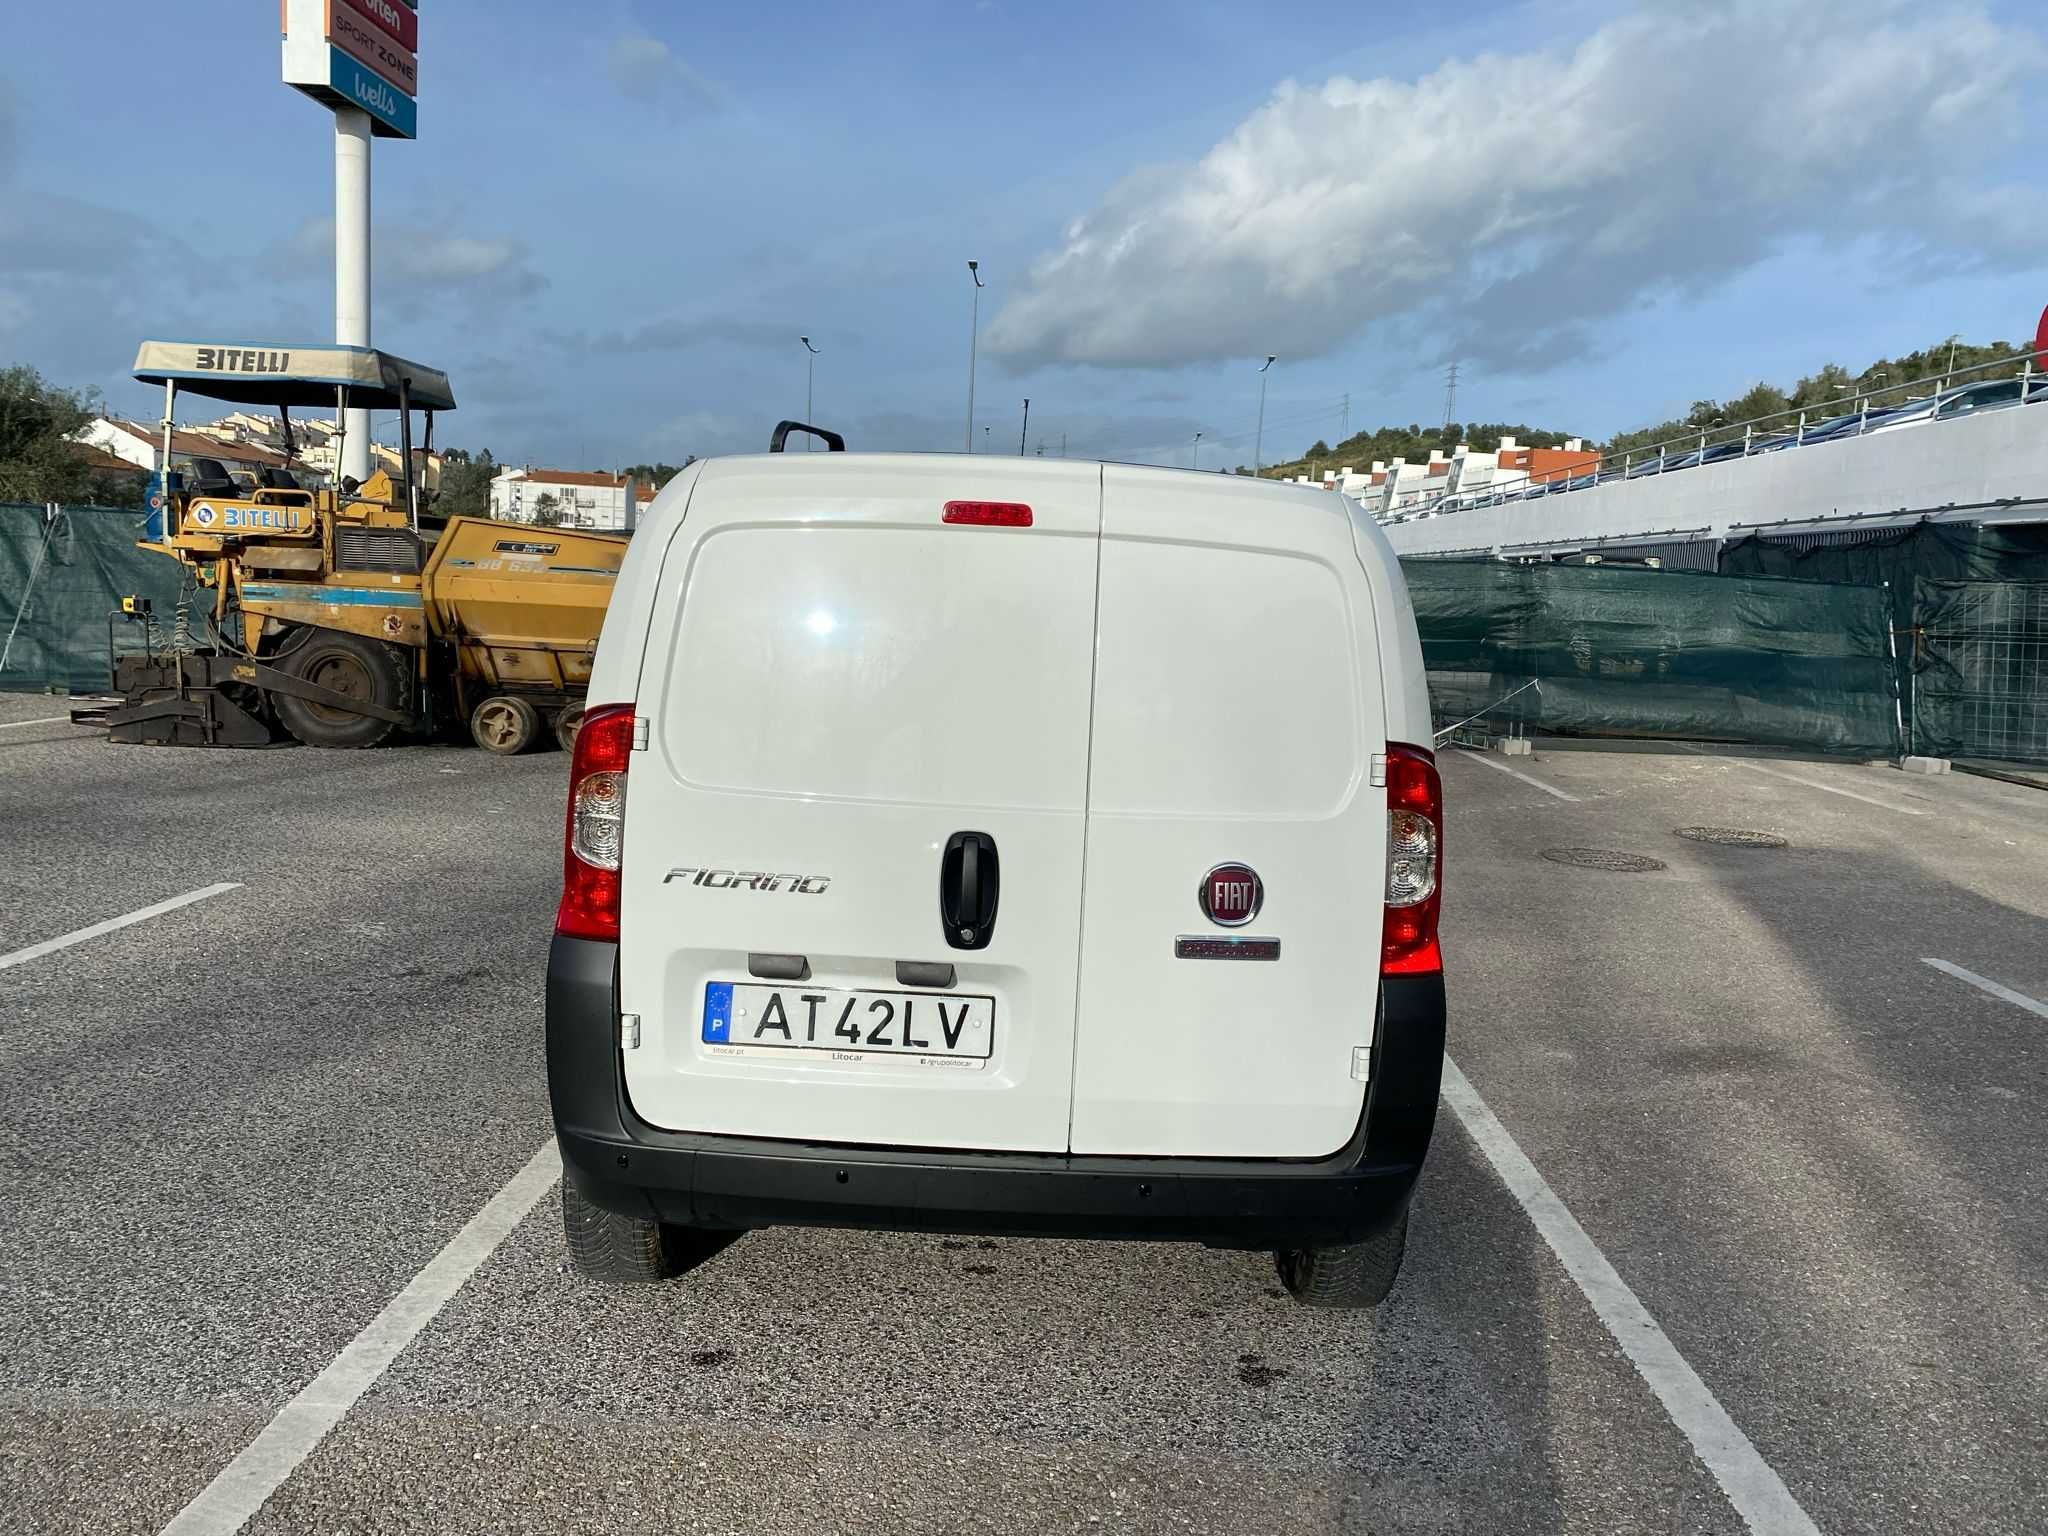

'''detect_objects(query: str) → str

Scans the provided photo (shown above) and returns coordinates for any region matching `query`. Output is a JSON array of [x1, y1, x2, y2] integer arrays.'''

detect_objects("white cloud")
[[986, 0, 2048, 372], [606, 33, 724, 112], [268, 217, 546, 300]]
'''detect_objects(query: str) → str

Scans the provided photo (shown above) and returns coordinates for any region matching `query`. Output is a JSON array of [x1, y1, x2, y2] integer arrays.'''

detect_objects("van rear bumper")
[[546, 937, 1446, 1250]]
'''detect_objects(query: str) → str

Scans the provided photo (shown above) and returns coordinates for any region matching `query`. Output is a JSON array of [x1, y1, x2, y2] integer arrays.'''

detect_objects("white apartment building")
[[489, 467, 655, 531]]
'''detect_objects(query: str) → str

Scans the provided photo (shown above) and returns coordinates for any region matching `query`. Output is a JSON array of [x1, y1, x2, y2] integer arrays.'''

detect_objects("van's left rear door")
[[616, 457, 1102, 1154]]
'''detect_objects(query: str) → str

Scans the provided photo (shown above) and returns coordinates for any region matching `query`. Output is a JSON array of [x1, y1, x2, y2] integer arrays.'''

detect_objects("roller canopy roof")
[[132, 341, 455, 412]]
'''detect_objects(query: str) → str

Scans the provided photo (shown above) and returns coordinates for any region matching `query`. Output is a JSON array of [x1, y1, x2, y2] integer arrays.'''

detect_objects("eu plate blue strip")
[[703, 982, 734, 1043]]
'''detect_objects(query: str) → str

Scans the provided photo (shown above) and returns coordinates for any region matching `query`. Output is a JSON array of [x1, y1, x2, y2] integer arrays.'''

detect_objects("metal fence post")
[[1884, 579, 1908, 759]]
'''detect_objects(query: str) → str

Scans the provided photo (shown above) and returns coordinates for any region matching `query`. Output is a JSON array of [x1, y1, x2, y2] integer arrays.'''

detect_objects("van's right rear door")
[[1069, 467, 1388, 1159]]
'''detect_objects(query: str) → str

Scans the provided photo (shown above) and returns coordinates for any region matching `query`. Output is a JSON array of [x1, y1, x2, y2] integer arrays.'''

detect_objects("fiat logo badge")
[[1199, 863, 1263, 927]]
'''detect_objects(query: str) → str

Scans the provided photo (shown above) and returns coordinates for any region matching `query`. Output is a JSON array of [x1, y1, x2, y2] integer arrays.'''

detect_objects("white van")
[[547, 438, 1446, 1307]]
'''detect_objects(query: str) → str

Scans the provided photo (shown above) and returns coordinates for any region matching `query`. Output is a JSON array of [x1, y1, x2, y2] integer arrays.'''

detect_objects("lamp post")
[[965, 260, 984, 452], [1020, 398, 1030, 456], [1254, 355, 1277, 473], [1192, 430, 1202, 469], [799, 336, 819, 450]]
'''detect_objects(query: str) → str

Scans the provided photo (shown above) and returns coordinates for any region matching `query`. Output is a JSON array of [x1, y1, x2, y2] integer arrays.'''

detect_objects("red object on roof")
[[2034, 304, 2047, 364]]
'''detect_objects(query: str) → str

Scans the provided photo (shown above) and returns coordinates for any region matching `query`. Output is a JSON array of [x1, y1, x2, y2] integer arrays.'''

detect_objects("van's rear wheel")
[[272, 630, 410, 749], [561, 1178, 707, 1284], [471, 695, 541, 754], [1275, 1209, 1408, 1308]]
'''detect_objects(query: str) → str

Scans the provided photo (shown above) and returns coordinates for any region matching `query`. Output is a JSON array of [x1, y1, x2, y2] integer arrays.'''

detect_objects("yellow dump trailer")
[[423, 518, 628, 752]]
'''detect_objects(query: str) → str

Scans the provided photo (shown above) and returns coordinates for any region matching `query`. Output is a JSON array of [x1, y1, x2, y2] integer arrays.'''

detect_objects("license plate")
[[701, 981, 994, 1064]]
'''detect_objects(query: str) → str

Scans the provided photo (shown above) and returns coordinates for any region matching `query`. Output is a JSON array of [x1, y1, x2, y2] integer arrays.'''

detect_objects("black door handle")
[[940, 832, 999, 951]]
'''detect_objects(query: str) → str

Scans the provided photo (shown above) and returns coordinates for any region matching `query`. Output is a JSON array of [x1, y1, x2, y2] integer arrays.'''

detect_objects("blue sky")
[[3, 0, 2046, 470]]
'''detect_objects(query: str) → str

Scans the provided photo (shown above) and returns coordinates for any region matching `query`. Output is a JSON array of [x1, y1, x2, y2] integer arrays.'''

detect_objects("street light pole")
[[965, 260, 984, 452], [1254, 354, 1277, 474], [799, 336, 819, 451], [1020, 398, 1030, 456], [1192, 430, 1202, 469]]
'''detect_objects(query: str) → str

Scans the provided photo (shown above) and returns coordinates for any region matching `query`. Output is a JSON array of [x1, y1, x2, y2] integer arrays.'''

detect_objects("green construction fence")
[[1403, 559, 1900, 756], [0, 503, 193, 695]]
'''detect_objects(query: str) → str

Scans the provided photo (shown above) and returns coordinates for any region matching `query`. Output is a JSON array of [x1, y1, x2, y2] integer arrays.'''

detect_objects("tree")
[[619, 458, 695, 490], [435, 447, 497, 520], [1308, 440, 1331, 457], [0, 365, 102, 503], [530, 490, 563, 527]]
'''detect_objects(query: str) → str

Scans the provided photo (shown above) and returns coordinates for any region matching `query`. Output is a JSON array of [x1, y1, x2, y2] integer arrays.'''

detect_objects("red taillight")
[[556, 703, 635, 943], [942, 500, 1033, 527], [1381, 742, 1443, 976]]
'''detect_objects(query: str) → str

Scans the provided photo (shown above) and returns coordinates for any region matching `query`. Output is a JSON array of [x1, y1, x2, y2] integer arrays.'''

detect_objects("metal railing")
[[1369, 347, 2048, 523]]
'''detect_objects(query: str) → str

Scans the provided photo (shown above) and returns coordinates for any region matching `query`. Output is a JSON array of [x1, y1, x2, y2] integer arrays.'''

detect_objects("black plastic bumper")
[[546, 936, 1445, 1250]]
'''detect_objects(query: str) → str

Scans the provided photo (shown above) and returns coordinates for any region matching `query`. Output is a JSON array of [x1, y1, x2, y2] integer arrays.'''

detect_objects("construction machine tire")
[[272, 630, 410, 749], [553, 705, 584, 754], [471, 695, 542, 755]]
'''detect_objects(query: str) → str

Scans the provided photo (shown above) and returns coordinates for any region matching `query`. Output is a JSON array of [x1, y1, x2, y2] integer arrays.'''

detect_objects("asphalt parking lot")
[[2, 689, 2043, 1535]]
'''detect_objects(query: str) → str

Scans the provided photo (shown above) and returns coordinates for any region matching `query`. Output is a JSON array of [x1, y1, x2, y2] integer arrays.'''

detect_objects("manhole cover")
[[1674, 826, 1788, 848], [1539, 848, 1667, 873]]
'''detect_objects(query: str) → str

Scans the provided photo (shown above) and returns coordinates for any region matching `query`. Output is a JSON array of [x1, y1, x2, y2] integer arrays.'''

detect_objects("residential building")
[[489, 467, 656, 531], [74, 419, 294, 486]]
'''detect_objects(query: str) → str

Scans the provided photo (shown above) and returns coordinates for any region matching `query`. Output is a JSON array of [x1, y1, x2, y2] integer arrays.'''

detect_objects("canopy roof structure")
[[132, 341, 456, 412]]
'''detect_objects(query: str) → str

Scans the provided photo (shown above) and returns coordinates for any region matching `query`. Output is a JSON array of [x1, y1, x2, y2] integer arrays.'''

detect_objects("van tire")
[[1274, 1209, 1408, 1308], [272, 629, 410, 749], [562, 1178, 690, 1284]]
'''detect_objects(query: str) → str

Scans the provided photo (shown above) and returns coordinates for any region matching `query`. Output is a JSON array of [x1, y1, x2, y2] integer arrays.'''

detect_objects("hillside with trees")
[[1260, 334, 2037, 479]]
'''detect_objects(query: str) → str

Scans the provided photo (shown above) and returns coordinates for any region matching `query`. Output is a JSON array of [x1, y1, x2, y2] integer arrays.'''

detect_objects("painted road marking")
[[158, 1138, 563, 1536], [0, 882, 242, 972], [1922, 958, 2048, 1021], [0, 716, 73, 729], [1680, 746, 1925, 816], [1455, 747, 1583, 802], [1736, 760, 1926, 815], [1441, 1056, 1821, 1536]]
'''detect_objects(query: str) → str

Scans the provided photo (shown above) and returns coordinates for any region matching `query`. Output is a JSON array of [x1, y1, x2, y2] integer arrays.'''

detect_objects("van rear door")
[[617, 457, 1101, 1154], [1069, 467, 1388, 1159]]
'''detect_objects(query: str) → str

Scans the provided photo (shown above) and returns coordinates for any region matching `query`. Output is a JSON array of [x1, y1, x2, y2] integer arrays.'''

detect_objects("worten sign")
[[336, 0, 417, 52], [330, 1, 417, 96], [282, 0, 418, 140]]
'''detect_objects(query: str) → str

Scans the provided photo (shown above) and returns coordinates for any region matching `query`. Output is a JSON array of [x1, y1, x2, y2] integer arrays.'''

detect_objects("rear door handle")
[[940, 831, 999, 951]]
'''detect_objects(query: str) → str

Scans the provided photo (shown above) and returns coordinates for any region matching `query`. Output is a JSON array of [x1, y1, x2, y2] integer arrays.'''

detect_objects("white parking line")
[[1922, 958, 2048, 1021], [158, 1138, 562, 1536], [1455, 748, 1583, 802], [0, 882, 242, 972], [0, 715, 73, 729], [1735, 760, 1925, 815], [1440, 1056, 1820, 1536]]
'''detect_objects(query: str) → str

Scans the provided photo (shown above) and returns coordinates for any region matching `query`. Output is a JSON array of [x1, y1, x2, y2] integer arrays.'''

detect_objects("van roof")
[[662, 451, 1382, 553], [699, 450, 1360, 502]]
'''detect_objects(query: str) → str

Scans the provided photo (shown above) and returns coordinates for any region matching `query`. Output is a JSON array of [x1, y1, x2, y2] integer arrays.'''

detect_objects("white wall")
[[75, 420, 155, 470], [1383, 403, 2048, 556], [490, 472, 636, 530]]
